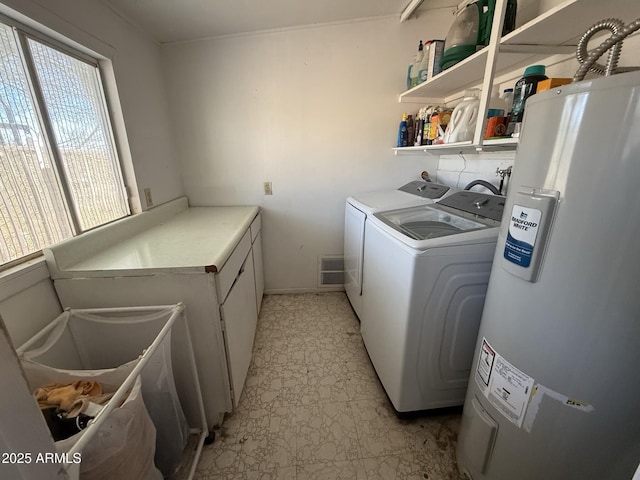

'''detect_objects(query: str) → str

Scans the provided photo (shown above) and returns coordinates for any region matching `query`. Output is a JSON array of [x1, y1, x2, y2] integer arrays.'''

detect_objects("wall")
[[162, 11, 456, 292]]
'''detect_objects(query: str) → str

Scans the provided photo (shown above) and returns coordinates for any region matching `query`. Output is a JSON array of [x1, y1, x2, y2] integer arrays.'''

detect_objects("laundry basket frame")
[[17, 303, 208, 480]]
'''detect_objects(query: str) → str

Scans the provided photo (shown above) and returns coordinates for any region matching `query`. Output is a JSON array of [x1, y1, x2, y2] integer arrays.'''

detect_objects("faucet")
[[496, 166, 513, 194]]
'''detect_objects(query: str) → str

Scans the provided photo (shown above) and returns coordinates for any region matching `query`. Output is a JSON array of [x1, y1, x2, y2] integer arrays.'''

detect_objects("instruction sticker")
[[477, 338, 495, 387], [504, 205, 542, 268], [475, 338, 535, 428]]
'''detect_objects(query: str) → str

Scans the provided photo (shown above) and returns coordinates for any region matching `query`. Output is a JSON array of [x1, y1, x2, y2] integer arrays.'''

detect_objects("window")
[[0, 19, 129, 268]]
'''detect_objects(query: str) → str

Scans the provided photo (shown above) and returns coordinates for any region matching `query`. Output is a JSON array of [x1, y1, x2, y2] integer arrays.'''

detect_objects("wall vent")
[[318, 256, 344, 286]]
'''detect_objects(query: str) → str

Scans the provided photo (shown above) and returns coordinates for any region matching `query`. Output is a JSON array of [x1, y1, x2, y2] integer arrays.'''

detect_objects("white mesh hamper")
[[18, 304, 206, 479]]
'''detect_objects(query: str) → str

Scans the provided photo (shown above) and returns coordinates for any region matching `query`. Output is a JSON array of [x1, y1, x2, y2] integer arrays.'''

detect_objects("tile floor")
[[194, 292, 466, 480]]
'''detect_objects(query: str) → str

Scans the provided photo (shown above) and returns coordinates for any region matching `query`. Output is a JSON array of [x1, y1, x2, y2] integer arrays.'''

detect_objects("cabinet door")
[[220, 251, 258, 407], [252, 231, 264, 313]]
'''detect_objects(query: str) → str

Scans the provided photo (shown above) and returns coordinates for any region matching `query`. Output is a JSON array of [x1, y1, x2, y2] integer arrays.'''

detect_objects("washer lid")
[[374, 204, 487, 241]]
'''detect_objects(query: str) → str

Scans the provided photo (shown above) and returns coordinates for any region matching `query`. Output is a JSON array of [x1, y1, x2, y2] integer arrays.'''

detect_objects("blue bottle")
[[397, 113, 408, 147]]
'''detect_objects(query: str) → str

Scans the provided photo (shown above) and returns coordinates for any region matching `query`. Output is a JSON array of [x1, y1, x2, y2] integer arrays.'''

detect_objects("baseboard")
[[264, 286, 345, 295]]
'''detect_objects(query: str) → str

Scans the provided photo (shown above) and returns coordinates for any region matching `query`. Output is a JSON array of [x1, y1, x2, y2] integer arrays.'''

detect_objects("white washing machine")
[[344, 181, 452, 320], [360, 191, 505, 412]]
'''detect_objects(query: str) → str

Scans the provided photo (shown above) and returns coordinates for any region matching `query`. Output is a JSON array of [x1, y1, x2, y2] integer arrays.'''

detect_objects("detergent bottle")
[[507, 64, 548, 137], [406, 41, 424, 89], [417, 41, 432, 84], [443, 89, 480, 143]]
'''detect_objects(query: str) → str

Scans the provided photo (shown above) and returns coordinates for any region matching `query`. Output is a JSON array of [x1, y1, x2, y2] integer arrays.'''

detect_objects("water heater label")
[[477, 339, 495, 387], [475, 338, 535, 428], [504, 204, 542, 268]]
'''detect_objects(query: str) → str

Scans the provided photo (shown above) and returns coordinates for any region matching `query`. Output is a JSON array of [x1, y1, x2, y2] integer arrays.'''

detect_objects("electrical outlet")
[[263, 182, 273, 195], [144, 188, 153, 207]]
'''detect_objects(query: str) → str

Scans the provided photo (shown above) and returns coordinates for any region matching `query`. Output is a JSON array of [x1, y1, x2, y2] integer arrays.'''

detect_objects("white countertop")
[[49, 204, 259, 277]]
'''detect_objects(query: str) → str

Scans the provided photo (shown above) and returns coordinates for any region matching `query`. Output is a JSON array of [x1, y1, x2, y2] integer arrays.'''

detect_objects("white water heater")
[[456, 70, 640, 479]]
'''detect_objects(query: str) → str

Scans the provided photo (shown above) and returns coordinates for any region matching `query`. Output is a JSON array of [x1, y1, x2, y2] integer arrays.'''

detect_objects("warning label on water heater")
[[477, 339, 495, 387], [475, 338, 535, 428], [504, 204, 542, 268]]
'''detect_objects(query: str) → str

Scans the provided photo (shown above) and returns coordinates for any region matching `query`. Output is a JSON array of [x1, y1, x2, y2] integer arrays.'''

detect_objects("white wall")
[[162, 12, 456, 292]]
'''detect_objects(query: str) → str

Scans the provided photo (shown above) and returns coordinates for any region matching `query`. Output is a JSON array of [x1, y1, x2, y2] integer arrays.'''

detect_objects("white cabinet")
[[250, 214, 264, 313], [43, 198, 263, 428], [220, 247, 257, 408], [53, 273, 230, 428], [395, 0, 640, 155]]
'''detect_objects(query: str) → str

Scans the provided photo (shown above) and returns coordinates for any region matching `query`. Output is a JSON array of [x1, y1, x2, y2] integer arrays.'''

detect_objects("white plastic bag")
[[56, 376, 162, 480]]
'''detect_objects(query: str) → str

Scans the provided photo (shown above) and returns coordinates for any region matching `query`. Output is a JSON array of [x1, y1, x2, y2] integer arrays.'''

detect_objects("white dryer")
[[344, 181, 452, 320], [361, 191, 505, 412]]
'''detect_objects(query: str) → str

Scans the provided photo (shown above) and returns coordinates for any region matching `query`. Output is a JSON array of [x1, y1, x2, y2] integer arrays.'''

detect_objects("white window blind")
[[0, 22, 129, 268]]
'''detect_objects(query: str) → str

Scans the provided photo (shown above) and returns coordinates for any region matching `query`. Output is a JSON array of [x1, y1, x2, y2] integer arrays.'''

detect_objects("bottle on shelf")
[[417, 40, 432, 85], [487, 85, 507, 118], [500, 87, 514, 132], [422, 107, 431, 145], [507, 65, 548, 137], [415, 107, 431, 146], [443, 89, 480, 144], [501, 88, 514, 116], [414, 108, 425, 146], [397, 113, 409, 147], [406, 114, 415, 146], [407, 40, 424, 89]]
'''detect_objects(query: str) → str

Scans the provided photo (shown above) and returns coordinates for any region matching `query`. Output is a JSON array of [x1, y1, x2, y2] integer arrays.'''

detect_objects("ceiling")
[[102, 0, 458, 44]]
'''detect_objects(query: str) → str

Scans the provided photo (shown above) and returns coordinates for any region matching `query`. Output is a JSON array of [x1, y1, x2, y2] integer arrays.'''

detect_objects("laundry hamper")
[[17, 303, 208, 480]]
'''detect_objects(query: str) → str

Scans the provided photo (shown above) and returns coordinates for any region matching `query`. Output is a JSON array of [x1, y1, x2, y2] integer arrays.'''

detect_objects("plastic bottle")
[[500, 88, 514, 131], [417, 41, 432, 84], [397, 113, 408, 147], [408, 41, 424, 89], [507, 65, 548, 137], [414, 107, 425, 146], [500, 88, 514, 116], [443, 89, 480, 144], [406, 114, 415, 146], [487, 85, 507, 118]]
